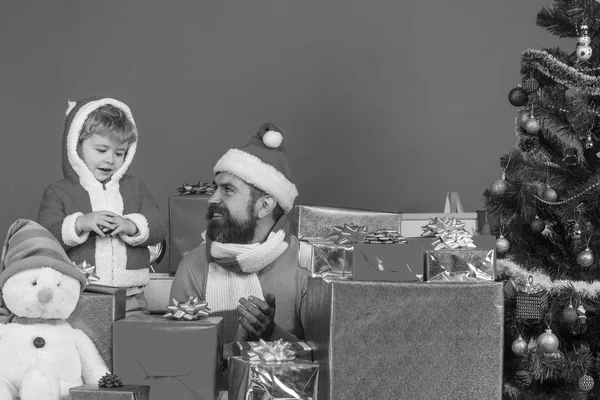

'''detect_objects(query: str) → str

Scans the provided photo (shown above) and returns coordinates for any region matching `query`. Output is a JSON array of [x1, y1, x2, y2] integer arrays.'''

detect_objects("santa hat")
[[0, 219, 88, 291], [213, 122, 298, 213]]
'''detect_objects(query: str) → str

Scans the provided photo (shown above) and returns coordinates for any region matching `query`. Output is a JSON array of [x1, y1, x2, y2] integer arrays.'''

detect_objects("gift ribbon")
[[421, 217, 477, 250], [247, 339, 297, 362], [163, 296, 211, 320], [177, 181, 216, 195], [74, 261, 100, 285]]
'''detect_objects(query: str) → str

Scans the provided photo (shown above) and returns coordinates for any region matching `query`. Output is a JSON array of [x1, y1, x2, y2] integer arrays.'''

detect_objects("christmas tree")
[[484, 1, 600, 398]]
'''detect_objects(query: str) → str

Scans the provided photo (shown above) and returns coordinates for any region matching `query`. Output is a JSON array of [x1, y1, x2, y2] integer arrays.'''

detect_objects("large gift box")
[[69, 384, 150, 400], [113, 314, 223, 400], [304, 277, 504, 400], [291, 204, 402, 239], [169, 194, 211, 272], [68, 285, 126, 371], [228, 340, 319, 400]]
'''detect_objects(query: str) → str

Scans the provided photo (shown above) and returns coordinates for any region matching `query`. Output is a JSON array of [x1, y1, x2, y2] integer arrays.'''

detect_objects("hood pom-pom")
[[263, 130, 283, 148], [66, 100, 77, 116]]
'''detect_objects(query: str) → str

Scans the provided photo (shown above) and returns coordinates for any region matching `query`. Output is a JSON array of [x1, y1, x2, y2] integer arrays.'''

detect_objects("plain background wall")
[[0, 1, 571, 272]]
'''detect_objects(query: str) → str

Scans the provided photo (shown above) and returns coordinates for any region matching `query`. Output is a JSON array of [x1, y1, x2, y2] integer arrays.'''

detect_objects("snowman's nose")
[[37, 288, 53, 303]]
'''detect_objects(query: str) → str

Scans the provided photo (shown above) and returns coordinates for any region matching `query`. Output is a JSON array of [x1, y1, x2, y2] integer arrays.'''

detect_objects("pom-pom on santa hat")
[[0, 219, 88, 291], [214, 122, 298, 213]]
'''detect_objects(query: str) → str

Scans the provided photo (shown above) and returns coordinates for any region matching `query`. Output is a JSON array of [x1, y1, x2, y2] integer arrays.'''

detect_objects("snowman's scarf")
[[11, 316, 66, 325]]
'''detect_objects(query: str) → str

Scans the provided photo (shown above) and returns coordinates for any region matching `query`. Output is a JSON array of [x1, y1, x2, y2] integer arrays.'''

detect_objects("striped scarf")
[[204, 218, 290, 329]]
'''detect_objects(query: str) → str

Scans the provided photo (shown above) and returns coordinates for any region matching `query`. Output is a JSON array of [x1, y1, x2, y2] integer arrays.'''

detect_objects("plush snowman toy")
[[0, 219, 109, 400]]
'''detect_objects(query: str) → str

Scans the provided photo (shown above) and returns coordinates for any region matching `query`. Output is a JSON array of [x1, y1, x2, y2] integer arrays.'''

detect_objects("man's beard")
[[206, 202, 258, 244]]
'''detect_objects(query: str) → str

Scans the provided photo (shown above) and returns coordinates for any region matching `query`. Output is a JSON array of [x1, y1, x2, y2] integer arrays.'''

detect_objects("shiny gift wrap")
[[304, 277, 504, 399], [68, 287, 126, 371], [424, 248, 497, 282], [228, 357, 319, 400], [291, 205, 402, 239], [113, 315, 223, 400], [69, 384, 150, 400], [516, 277, 549, 320], [238, 340, 313, 361], [298, 238, 353, 277]]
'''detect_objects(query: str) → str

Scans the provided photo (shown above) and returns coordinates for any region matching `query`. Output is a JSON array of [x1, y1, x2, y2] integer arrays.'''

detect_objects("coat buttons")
[[33, 337, 45, 348]]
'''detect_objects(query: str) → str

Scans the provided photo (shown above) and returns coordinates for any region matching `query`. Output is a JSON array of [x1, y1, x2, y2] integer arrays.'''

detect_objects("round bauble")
[[537, 328, 559, 353], [561, 305, 578, 324], [577, 44, 593, 61], [542, 187, 558, 202], [530, 218, 545, 233], [517, 110, 530, 127], [523, 117, 541, 134], [508, 87, 529, 107], [490, 179, 508, 197], [511, 335, 527, 356], [579, 374, 595, 392], [496, 235, 510, 254], [577, 248, 594, 267], [563, 147, 579, 165]]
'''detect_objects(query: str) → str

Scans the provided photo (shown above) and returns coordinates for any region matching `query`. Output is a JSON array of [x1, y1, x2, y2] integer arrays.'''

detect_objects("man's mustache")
[[206, 204, 229, 220]]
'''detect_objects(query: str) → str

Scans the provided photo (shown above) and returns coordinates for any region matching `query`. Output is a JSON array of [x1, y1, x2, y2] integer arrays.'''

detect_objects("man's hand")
[[109, 215, 138, 237], [75, 211, 118, 237], [237, 293, 276, 340]]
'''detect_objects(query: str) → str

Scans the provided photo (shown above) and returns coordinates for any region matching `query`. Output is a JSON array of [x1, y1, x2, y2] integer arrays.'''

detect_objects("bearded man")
[[170, 122, 308, 361]]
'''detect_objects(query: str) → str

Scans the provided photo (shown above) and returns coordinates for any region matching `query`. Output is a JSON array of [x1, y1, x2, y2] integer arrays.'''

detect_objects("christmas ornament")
[[585, 134, 595, 150], [496, 235, 510, 254], [517, 110, 530, 127], [542, 187, 558, 202], [522, 77, 540, 93], [563, 147, 579, 165], [570, 221, 583, 240], [523, 117, 541, 134], [537, 328, 559, 353], [98, 373, 124, 388], [516, 276, 549, 320], [577, 247, 594, 267], [579, 374, 594, 392], [577, 304, 587, 324], [491, 178, 508, 197], [511, 335, 527, 356], [514, 370, 532, 387], [509, 87, 529, 107], [577, 24, 593, 62], [530, 217, 545, 233], [561, 304, 578, 324]]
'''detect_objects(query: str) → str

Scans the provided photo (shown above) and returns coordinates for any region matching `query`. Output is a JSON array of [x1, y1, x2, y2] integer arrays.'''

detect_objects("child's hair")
[[79, 104, 137, 147]]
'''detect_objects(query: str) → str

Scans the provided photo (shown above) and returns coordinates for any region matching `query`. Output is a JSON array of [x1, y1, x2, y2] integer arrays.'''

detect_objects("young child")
[[37, 96, 167, 316]]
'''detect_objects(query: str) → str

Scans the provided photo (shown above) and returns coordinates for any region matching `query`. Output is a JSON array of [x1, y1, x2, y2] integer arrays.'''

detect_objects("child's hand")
[[110, 215, 138, 237], [76, 211, 118, 237]]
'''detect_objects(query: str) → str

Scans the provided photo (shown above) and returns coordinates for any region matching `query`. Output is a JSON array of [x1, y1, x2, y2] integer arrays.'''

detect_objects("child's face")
[[79, 132, 128, 183]]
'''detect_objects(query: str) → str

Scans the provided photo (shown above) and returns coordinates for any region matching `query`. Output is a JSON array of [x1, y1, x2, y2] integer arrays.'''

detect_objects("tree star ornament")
[[329, 223, 369, 245]]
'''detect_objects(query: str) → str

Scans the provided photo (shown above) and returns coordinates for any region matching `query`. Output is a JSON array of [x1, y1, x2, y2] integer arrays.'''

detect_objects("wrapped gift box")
[[169, 195, 211, 273], [144, 273, 174, 314], [228, 357, 319, 400], [236, 341, 313, 361], [304, 277, 504, 400], [352, 243, 423, 282], [291, 205, 402, 239], [68, 286, 126, 371], [113, 315, 223, 400], [298, 238, 354, 278], [425, 248, 496, 282], [69, 384, 150, 400]]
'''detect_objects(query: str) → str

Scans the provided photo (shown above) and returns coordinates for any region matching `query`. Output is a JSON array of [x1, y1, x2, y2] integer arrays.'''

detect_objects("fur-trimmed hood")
[[62, 96, 137, 185]]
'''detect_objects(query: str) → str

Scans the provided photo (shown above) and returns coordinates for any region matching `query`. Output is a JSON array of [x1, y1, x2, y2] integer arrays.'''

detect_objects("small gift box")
[[237, 340, 313, 361], [69, 384, 150, 400], [291, 205, 402, 239], [298, 238, 354, 278], [516, 276, 549, 320], [228, 339, 319, 400]]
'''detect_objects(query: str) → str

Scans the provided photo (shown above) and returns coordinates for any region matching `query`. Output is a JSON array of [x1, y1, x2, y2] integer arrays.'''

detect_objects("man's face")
[[206, 172, 258, 244]]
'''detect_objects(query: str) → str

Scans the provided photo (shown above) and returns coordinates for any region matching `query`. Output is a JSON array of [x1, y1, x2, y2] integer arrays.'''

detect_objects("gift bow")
[[328, 223, 370, 245], [422, 217, 477, 250], [163, 296, 211, 321], [74, 261, 100, 285], [177, 181, 216, 196], [247, 339, 297, 362]]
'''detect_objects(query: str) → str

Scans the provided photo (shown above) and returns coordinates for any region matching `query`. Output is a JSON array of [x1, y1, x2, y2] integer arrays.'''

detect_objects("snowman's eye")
[[32, 281, 37, 286]]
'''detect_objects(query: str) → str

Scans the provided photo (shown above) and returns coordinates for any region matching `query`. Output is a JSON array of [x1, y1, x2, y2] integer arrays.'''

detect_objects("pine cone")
[[514, 370, 532, 387], [98, 373, 124, 388]]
